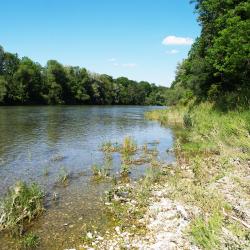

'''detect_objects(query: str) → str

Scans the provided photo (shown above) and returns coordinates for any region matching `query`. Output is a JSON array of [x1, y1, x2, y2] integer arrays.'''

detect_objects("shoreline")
[[79, 103, 250, 250]]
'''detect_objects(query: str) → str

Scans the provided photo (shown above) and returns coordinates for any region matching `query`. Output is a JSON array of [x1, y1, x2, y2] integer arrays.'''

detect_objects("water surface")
[[0, 106, 174, 249]]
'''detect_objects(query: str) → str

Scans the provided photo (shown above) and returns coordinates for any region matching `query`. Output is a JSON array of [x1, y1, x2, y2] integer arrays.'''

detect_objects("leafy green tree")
[[0, 45, 169, 106], [44, 60, 68, 104], [171, 0, 250, 108], [11, 57, 43, 103], [0, 46, 4, 75], [65, 66, 90, 104], [0, 76, 7, 103]]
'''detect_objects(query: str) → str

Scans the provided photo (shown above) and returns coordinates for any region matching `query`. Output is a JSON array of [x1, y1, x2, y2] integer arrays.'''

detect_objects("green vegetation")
[[22, 232, 40, 249], [120, 136, 137, 155], [0, 45, 169, 105], [57, 167, 70, 185], [165, 0, 250, 109], [190, 213, 223, 250], [120, 164, 130, 177], [0, 182, 44, 235], [101, 141, 119, 153], [91, 164, 110, 180], [146, 103, 250, 248]]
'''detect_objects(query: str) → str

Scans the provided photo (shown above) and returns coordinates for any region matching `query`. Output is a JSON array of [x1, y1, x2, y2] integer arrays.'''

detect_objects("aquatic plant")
[[0, 181, 44, 234], [120, 136, 137, 155], [101, 141, 119, 153], [50, 154, 65, 162], [22, 232, 40, 249], [57, 167, 70, 185], [120, 164, 130, 177], [43, 167, 49, 176], [103, 153, 113, 170], [91, 164, 110, 180]]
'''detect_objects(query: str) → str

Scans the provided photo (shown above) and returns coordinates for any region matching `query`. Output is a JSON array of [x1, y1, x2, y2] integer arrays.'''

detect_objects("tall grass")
[[120, 136, 137, 155], [190, 212, 223, 250], [145, 102, 250, 248], [0, 181, 44, 234]]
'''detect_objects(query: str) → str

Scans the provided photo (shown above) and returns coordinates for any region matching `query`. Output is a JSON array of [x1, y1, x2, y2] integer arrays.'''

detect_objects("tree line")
[[0, 45, 169, 105], [168, 0, 250, 109]]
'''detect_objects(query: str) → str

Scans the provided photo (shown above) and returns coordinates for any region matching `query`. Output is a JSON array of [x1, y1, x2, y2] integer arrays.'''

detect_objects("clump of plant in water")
[[57, 167, 70, 186], [91, 164, 110, 180], [50, 154, 65, 162], [103, 153, 113, 170], [120, 136, 137, 155], [120, 164, 130, 177], [21, 232, 40, 249], [101, 141, 120, 153], [0, 181, 44, 235]]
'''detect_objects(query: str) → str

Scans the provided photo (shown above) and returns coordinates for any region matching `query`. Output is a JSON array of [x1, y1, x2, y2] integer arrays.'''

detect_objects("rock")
[[86, 232, 93, 239], [176, 205, 188, 219]]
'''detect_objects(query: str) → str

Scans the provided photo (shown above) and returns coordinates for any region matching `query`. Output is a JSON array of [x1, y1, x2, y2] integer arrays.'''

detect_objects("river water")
[[0, 106, 174, 249]]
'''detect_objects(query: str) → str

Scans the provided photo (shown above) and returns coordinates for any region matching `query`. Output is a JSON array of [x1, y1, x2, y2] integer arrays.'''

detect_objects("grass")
[[103, 167, 159, 235], [145, 106, 185, 126], [145, 102, 250, 249], [22, 232, 40, 249], [120, 164, 130, 177], [91, 164, 110, 180], [57, 167, 70, 185], [0, 181, 44, 235], [43, 166, 49, 176], [101, 141, 119, 153], [120, 136, 137, 155], [190, 212, 223, 250]]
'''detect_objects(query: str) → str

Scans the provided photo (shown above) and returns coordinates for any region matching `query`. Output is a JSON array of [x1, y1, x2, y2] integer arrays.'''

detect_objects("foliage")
[[190, 213, 223, 249], [91, 164, 110, 180], [171, 0, 250, 109], [0, 45, 169, 105], [120, 136, 137, 155], [22, 232, 40, 249], [0, 181, 44, 234]]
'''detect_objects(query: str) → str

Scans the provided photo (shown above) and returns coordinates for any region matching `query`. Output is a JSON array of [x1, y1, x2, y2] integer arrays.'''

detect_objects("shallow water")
[[0, 105, 174, 249]]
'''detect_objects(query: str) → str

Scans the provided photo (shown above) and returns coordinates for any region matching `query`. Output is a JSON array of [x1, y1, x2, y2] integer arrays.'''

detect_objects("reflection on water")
[[0, 105, 174, 249]]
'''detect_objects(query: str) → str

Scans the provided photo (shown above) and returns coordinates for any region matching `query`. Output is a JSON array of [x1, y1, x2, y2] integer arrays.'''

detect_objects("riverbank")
[[80, 102, 250, 249]]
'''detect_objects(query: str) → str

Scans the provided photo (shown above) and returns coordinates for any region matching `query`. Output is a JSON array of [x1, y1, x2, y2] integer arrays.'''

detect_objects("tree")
[[66, 66, 90, 103], [11, 57, 43, 103], [0, 76, 7, 103], [44, 60, 68, 104]]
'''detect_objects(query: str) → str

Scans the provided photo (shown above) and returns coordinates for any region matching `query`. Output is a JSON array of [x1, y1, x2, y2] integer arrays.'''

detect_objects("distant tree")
[[0, 45, 169, 106], [11, 57, 43, 103], [0, 76, 7, 103], [44, 60, 68, 104], [68, 67, 90, 104]]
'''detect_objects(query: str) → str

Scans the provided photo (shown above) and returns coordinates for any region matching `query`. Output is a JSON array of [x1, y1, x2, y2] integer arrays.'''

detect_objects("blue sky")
[[0, 0, 200, 87]]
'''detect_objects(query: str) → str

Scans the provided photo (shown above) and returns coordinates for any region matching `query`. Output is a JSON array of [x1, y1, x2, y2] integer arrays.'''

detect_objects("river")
[[0, 105, 174, 249]]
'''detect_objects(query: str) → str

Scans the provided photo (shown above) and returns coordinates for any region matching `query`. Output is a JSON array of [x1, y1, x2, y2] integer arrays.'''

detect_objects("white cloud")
[[166, 49, 179, 54], [122, 63, 137, 68], [108, 58, 116, 62], [162, 35, 193, 45], [113, 62, 119, 67]]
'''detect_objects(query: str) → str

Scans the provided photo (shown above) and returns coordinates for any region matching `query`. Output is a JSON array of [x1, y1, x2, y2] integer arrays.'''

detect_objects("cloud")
[[166, 49, 179, 54], [107, 58, 116, 62], [162, 35, 193, 45], [122, 63, 137, 68], [113, 62, 119, 67]]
